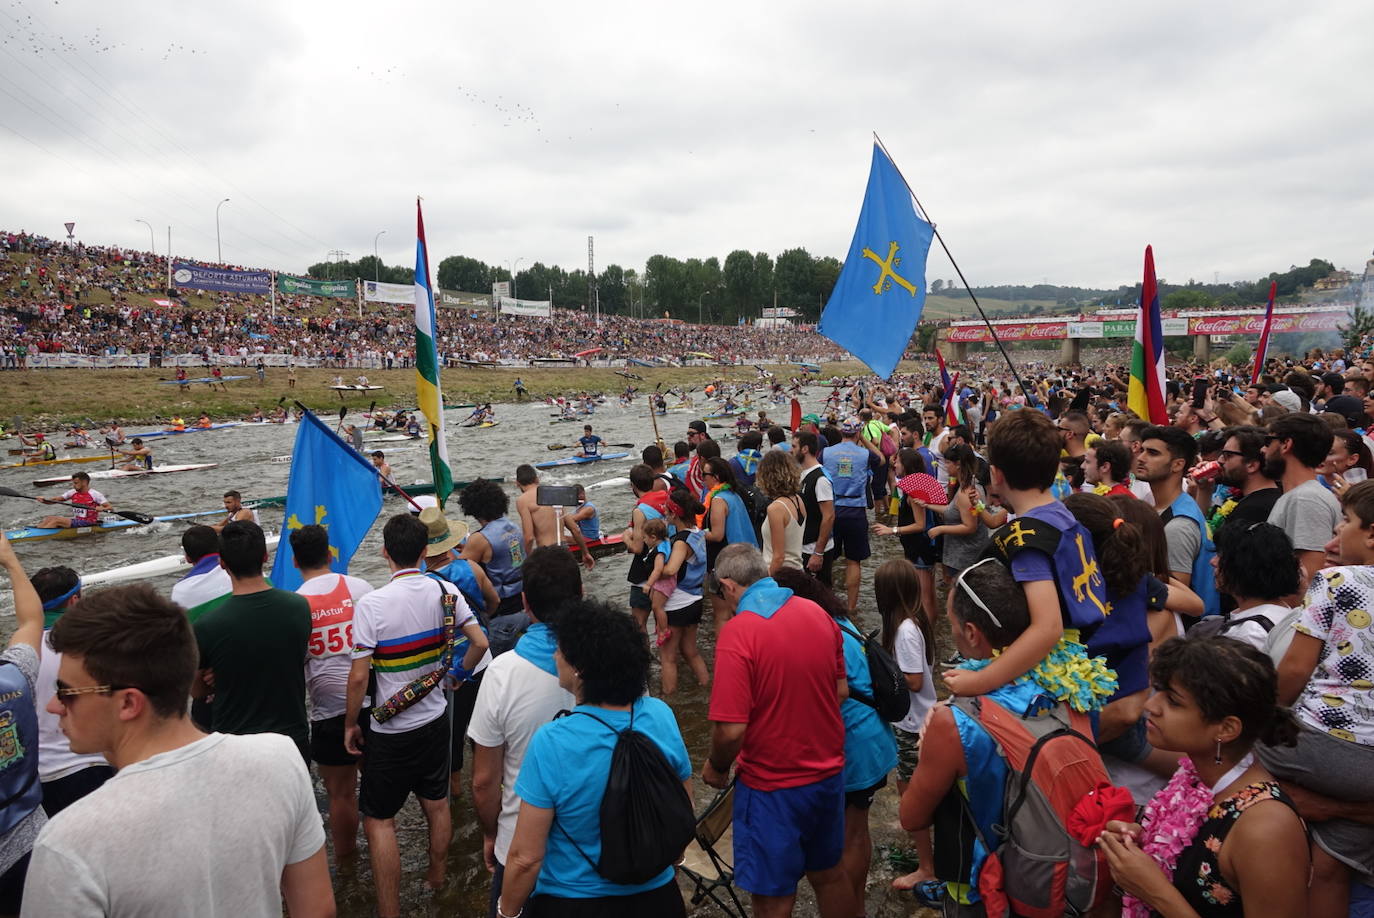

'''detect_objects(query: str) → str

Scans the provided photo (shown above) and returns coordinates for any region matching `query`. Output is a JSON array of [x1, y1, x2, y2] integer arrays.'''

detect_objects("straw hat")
[[419, 506, 469, 557]]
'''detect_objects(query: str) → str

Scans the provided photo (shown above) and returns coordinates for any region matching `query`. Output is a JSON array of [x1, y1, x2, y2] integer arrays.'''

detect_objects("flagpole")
[[873, 133, 1036, 407]]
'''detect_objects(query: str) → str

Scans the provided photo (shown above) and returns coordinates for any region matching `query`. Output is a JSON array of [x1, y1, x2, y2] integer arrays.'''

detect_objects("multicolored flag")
[[414, 199, 454, 504], [935, 347, 953, 396], [1127, 245, 1169, 424], [1251, 280, 1278, 386], [270, 409, 384, 591], [945, 372, 965, 427], [818, 144, 935, 379]]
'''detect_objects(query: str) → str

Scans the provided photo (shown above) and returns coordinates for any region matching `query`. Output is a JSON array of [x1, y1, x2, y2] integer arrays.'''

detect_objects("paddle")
[[0, 486, 155, 525], [335, 405, 347, 435], [546, 442, 634, 451]]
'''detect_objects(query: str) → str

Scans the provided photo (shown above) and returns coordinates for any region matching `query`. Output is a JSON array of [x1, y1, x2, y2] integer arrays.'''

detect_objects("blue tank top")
[[672, 529, 708, 593], [576, 502, 601, 541], [0, 659, 42, 835], [480, 517, 525, 600], [713, 489, 759, 548], [822, 441, 871, 507], [430, 558, 485, 614]]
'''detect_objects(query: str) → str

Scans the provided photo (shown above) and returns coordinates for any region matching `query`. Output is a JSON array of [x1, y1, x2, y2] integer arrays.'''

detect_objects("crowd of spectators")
[[0, 231, 845, 368]]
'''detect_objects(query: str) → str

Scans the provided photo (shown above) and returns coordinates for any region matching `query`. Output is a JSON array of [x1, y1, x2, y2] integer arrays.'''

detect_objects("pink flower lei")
[[1122, 755, 1214, 918]]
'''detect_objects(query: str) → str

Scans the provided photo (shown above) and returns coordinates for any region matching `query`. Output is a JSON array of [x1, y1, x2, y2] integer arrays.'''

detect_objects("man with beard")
[[1263, 412, 1340, 584], [1215, 426, 1280, 530], [1136, 425, 1221, 617]]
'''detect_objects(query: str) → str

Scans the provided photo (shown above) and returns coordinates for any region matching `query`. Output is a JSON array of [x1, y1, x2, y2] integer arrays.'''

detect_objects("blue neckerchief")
[[513, 622, 558, 677], [183, 553, 221, 579], [736, 577, 793, 620]]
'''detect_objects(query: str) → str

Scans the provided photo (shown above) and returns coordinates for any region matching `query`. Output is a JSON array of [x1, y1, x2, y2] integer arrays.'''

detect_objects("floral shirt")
[[1165, 782, 1296, 917]]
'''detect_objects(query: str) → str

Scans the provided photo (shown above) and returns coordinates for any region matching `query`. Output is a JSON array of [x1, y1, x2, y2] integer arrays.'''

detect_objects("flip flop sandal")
[[911, 880, 945, 908], [655, 628, 673, 647]]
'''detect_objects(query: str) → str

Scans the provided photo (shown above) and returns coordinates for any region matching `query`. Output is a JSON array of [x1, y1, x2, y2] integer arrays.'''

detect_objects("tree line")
[[307, 251, 1338, 326]]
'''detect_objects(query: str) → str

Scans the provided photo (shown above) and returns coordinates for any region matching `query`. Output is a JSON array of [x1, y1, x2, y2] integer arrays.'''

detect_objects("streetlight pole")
[[373, 230, 386, 283], [507, 258, 524, 300], [698, 290, 712, 326], [215, 198, 230, 263], [135, 219, 154, 255]]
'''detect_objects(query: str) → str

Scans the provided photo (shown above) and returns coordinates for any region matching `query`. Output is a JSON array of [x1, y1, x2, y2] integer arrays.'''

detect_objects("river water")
[[1, 389, 939, 918]]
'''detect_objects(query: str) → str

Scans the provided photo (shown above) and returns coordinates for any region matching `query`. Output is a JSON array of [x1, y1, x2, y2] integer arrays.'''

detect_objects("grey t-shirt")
[[0, 644, 46, 875], [1268, 479, 1342, 553], [23, 732, 323, 917], [1163, 514, 1202, 578]]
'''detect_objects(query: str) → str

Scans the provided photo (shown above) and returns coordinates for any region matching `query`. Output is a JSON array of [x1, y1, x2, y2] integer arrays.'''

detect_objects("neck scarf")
[[514, 622, 558, 677]]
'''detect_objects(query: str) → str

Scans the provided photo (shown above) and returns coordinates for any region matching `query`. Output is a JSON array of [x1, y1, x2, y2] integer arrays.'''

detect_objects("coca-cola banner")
[[1188, 312, 1344, 336], [947, 321, 1068, 342]]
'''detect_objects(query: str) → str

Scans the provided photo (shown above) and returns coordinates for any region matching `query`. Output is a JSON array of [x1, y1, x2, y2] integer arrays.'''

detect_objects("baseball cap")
[[687, 420, 707, 434], [1271, 389, 1301, 412]]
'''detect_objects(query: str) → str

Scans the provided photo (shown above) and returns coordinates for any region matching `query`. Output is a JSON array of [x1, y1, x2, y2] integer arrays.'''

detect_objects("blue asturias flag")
[[818, 144, 935, 379], [269, 410, 384, 591]]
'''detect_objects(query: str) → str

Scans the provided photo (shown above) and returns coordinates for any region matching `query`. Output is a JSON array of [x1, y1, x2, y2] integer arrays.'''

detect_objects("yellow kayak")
[[0, 454, 111, 471]]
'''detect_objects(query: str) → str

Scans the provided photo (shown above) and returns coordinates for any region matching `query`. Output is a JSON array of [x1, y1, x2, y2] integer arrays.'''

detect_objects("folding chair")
[[677, 779, 747, 918]]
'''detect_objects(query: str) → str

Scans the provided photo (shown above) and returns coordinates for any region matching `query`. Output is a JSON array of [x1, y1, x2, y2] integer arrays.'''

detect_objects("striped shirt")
[[351, 569, 474, 734]]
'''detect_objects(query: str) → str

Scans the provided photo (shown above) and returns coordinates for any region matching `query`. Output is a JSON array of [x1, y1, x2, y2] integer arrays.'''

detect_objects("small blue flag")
[[270, 410, 384, 591], [818, 144, 934, 379]]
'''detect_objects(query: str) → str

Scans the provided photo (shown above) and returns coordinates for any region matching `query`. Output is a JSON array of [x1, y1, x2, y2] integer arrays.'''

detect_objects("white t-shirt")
[[893, 618, 938, 734], [22, 733, 324, 918], [1220, 603, 1296, 662], [465, 650, 573, 863], [1129, 478, 1153, 502], [297, 572, 374, 721], [352, 571, 474, 734], [36, 631, 111, 782], [801, 466, 835, 555]]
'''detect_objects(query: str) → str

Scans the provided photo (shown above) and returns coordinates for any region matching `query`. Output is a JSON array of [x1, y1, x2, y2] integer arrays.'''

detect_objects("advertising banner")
[[497, 296, 553, 318], [171, 262, 272, 295], [362, 280, 414, 304], [437, 290, 492, 310], [1188, 312, 1343, 336], [946, 321, 1068, 342], [277, 274, 355, 298], [1067, 322, 1104, 339]]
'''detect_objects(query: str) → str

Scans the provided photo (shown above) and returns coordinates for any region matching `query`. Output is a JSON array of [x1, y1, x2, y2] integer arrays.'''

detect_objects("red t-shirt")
[[708, 595, 846, 790]]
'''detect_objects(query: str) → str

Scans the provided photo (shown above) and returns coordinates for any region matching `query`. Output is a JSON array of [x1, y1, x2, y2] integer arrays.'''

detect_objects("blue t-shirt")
[[579, 434, 603, 456], [837, 621, 898, 792], [515, 696, 691, 898], [1086, 573, 1166, 700]]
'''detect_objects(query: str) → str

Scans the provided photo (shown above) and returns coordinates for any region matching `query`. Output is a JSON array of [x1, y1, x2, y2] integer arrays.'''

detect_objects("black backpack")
[[840, 620, 911, 723], [556, 706, 696, 885], [733, 480, 771, 539]]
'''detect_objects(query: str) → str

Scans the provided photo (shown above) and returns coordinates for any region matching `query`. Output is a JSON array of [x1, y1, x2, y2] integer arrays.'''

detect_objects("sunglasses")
[[1217, 449, 1246, 460], [53, 680, 130, 701]]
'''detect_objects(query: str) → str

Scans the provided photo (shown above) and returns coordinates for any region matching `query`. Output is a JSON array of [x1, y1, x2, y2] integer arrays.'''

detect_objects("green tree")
[[931, 278, 944, 294], [436, 255, 491, 292], [774, 247, 814, 313], [753, 252, 774, 310], [1161, 289, 1217, 312], [723, 249, 756, 318], [597, 264, 627, 314], [812, 256, 842, 318]]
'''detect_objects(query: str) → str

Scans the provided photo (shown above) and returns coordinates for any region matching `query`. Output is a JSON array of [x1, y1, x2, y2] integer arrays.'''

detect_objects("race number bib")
[[306, 578, 356, 659]]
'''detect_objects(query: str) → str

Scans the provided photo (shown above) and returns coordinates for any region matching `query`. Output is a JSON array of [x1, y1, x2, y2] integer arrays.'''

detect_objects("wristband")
[[497, 904, 523, 918], [973, 501, 988, 514]]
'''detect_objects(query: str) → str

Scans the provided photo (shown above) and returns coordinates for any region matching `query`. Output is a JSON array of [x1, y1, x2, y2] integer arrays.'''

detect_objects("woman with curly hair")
[[755, 449, 805, 575], [1098, 636, 1307, 918], [499, 599, 691, 917]]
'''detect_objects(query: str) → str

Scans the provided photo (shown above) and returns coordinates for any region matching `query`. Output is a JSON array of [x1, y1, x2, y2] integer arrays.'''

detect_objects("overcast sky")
[[3, 0, 1371, 291]]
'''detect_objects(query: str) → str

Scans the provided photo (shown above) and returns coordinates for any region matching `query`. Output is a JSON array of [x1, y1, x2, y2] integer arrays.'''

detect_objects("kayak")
[[158, 375, 249, 385], [331, 385, 385, 392], [84, 535, 281, 588], [3, 503, 270, 544], [0, 454, 111, 470], [567, 534, 627, 559], [129, 422, 243, 440], [533, 452, 630, 470], [703, 412, 743, 421], [33, 463, 219, 487], [461, 420, 499, 429]]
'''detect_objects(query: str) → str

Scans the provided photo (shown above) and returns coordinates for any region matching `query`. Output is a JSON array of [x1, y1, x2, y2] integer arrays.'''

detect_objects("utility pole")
[[587, 235, 596, 321], [327, 249, 350, 280]]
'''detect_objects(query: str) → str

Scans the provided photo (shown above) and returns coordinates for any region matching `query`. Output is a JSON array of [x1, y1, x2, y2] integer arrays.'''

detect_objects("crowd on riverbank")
[[0, 231, 846, 368], [5, 337, 1374, 917]]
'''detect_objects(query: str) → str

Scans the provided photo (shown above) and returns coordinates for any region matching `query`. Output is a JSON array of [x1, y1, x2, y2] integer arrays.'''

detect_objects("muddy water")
[[1, 389, 943, 917]]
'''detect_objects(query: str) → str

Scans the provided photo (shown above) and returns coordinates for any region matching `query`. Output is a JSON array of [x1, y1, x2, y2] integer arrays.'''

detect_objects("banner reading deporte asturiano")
[[277, 274, 355, 298], [171, 262, 272, 295]]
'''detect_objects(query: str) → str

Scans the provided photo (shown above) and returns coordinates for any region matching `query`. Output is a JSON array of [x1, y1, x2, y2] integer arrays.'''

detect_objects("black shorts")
[[310, 713, 360, 768], [831, 506, 871, 562], [527, 878, 685, 918], [359, 713, 450, 819], [844, 776, 886, 810], [801, 549, 838, 587], [449, 675, 483, 773], [628, 585, 651, 612], [666, 599, 704, 628]]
